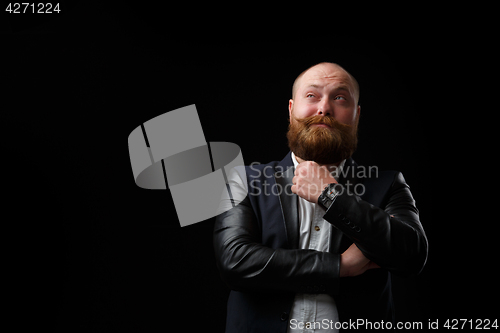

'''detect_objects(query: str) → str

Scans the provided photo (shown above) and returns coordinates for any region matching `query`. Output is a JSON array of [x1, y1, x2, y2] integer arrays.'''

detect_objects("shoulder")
[[375, 170, 403, 185], [244, 152, 293, 180], [224, 159, 282, 192], [351, 160, 404, 187], [370, 170, 410, 191], [355, 164, 408, 208], [245, 161, 281, 179]]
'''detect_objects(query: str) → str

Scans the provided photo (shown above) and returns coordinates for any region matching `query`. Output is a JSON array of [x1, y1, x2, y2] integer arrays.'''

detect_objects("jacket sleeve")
[[323, 172, 428, 277], [213, 173, 341, 295]]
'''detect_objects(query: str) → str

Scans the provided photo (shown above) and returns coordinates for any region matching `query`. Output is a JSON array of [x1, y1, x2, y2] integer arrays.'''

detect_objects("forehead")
[[300, 65, 353, 90]]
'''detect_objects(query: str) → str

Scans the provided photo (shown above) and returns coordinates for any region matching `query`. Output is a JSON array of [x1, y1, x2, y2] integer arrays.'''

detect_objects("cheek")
[[335, 108, 358, 126], [291, 103, 318, 119]]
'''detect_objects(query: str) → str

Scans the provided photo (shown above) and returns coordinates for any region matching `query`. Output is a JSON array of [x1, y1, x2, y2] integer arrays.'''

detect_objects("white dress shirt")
[[287, 152, 345, 333]]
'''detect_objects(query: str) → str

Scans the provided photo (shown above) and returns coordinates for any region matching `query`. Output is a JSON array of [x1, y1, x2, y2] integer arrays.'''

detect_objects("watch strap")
[[318, 183, 341, 210]]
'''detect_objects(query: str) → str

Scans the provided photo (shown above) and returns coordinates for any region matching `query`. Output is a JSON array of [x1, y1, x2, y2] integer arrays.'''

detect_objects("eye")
[[334, 96, 346, 100], [306, 93, 315, 98]]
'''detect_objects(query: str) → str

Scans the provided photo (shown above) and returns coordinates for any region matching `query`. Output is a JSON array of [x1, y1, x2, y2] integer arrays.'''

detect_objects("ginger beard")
[[287, 113, 358, 165]]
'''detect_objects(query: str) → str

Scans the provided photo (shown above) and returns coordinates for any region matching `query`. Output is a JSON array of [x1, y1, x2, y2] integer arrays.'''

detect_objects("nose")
[[317, 98, 332, 116]]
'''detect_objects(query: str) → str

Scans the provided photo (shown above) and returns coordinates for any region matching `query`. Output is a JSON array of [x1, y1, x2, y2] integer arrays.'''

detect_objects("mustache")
[[291, 114, 353, 131]]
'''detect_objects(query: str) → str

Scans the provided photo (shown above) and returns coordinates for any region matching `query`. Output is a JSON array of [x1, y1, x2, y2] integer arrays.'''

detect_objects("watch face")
[[319, 183, 338, 209], [326, 190, 336, 200]]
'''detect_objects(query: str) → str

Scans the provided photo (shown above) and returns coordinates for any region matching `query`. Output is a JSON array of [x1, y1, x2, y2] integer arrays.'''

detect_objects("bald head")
[[292, 62, 360, 105]]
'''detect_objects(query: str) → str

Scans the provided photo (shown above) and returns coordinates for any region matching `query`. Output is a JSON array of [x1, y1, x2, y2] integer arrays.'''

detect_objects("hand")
[[340, 243, 380, 277], [291, 161, 337, 204]]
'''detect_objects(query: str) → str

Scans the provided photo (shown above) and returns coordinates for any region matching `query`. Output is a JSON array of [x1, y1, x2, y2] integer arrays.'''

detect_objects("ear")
[[355, 105, 361, 123], [288, 99, 294, 122]]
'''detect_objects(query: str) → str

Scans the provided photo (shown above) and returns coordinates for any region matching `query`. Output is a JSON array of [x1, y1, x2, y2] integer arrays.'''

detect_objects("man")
[[214, 62, 428, 332]]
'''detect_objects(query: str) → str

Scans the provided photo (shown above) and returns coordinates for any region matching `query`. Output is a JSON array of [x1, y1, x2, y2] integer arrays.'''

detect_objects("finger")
[[342, 243, 358, 254], [296, 165, 307, 176]]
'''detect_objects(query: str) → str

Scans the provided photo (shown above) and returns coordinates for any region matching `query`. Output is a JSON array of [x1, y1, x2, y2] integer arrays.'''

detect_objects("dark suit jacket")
[[214, 152, 428, 332]]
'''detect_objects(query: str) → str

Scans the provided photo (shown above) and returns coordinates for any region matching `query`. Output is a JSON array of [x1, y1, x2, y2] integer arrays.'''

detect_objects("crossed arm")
[[213, 162, 428, 294]]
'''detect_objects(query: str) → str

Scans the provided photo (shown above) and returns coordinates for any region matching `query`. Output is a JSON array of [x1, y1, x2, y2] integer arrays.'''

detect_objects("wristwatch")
[[317, 183, 341, 210]]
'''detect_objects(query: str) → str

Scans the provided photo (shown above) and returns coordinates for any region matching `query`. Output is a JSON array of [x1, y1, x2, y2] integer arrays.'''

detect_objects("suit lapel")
[[331, 158, 360, 253], [274, 153, 299, 249], [337, 157, 360, 188]]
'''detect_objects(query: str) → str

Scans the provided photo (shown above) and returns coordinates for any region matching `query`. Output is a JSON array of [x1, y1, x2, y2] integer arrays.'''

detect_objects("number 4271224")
[[443, 319, 498, 330], [6, 3, 60, 14]]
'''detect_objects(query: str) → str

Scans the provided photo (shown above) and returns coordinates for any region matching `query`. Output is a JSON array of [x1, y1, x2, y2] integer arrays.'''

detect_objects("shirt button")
[[314, 226, 320, 231]]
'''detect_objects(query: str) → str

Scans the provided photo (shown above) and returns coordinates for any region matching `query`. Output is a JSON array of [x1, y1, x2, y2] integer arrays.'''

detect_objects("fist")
[[291, 161, 337, 203], [340, 243, 380, 277]]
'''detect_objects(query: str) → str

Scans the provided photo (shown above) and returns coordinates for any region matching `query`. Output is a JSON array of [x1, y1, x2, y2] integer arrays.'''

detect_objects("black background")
[[3, 3, 496, 332]]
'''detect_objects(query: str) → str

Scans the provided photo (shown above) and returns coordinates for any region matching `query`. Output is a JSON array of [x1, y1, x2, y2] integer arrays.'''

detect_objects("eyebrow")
[[305, 84, 352, 93]]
